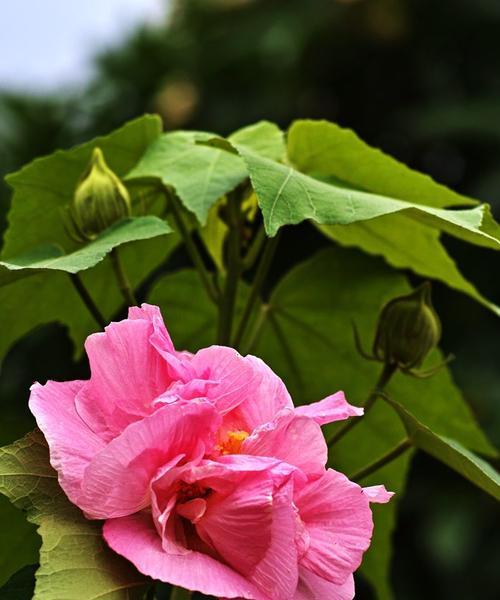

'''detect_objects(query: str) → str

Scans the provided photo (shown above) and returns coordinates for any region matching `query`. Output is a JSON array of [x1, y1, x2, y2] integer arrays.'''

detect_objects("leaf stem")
[[217, 192, 241, 345], [169, 586, 192, 600], [110, 247, 137, 307], [327, 362, 397, 448], [166, 189, 218, 304], [69, 273, 107, 329], [350, 438, 412, 482], [233, 232, 280, 350]]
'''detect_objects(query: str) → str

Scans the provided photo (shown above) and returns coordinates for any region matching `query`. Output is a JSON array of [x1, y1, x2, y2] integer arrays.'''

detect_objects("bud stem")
[[349, 438, 412, 482], [327, 362, 397, 449], [233, 232, 280, 350], [110, 248, 137, 307], [69, 273, 107, 330]]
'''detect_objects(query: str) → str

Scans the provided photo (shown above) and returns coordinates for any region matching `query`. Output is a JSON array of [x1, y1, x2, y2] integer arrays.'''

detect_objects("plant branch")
[[350, 438, 412, 482], [233, 232, 280, 350], [327, 362, 397, 448], [217, 192, 241, 345], [166, 189, 218, 304], [110, 247, 137, 306], [69, 273, 107, 329]]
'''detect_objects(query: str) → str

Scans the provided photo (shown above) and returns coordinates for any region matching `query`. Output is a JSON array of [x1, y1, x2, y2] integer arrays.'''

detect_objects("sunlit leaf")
[[127, 121, 284, 223]]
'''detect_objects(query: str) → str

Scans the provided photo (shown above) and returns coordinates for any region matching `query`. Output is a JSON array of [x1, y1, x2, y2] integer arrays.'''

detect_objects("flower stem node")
[[354, 282, 452, 378], [69, 147, 131, 241]]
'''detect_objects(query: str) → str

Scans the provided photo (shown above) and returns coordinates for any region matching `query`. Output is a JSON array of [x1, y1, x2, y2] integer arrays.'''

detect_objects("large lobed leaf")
[[126, 120, 285, 223], [287, 119, 500, 316], [0, 430, 149, 600]]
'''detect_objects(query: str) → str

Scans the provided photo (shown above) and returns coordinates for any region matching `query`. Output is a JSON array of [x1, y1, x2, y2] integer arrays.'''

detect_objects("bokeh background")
[[0, 1, 499, 598]]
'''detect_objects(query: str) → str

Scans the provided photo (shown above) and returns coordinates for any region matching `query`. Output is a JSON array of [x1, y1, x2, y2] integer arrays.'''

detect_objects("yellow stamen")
[[217, 430, 249, 455]]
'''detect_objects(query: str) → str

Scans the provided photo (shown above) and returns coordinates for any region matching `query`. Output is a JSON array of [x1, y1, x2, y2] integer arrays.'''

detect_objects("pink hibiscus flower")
[[29, 304, 392, 599]]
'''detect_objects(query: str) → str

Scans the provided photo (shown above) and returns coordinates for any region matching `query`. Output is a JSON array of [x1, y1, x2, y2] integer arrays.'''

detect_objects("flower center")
[[217, 430, 249, 455]]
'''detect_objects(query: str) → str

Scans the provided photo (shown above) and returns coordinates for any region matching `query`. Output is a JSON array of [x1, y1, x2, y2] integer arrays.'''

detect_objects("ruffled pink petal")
[[295, 469, 377, 585], [189, 346, 261, 415], [242, 411, 327, 477], [29, 380, 106, 506], [249, 479, 299, 600], [195, 470, 274, 575], [132, 304, 196, 382], [103, 512, 269, 600], [79, 401, 220, 518], [294, 392, 363, 426], [79, 315, 171, 437], [223, 355, 293, 432], [128, 303, 175, 353], [294, 569, 354, 600], [363, 485, 394, 504]]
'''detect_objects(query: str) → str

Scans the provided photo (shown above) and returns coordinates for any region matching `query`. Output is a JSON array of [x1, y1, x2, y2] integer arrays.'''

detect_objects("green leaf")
[[237, 145, 500, 249], [0, 430, 149, 600], [384, 397, 500, 500], [0, 216, 171, 274], [286, 121, 500, 315], [127, 121, 284, 223], [287, 119, 476, 208], [0, 495, 39, 587], [318, 216, 500, 316], [0, 116, 177, 362]]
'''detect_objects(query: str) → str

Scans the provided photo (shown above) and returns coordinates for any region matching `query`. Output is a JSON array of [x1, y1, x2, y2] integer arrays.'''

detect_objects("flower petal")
[[243, 412, 327, 477], [189, 346, 261, 415], [103, 512, 269, 600], [224, 355, 293, 432], [294, 569, 354, 600], [295, 392, 363, 425], [80, 401, 220, 518], [249, 478, 299, 600], [29, 380, 106, 505], [295, 469, 376, 584], [363, 485, 394, 504], [195, 470, 274, 575], [79, 315, 172, 438]]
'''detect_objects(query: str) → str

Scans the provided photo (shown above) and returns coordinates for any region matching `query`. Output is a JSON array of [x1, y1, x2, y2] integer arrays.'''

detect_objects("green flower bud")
[[70, 147, 131, 240], [373, 282, 441, 369]]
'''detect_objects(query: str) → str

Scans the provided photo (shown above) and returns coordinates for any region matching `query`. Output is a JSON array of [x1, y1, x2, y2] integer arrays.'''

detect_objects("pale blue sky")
[[0, 0, 167, 91]]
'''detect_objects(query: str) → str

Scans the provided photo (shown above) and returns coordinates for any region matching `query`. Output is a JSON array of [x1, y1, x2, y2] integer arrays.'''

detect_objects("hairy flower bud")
[[373, 282, 441, 369], [70, 147, 131, 240]]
